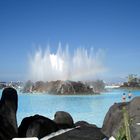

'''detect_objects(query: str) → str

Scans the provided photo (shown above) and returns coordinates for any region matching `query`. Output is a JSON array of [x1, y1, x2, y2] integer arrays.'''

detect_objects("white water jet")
[[28, 44, 106, 81]]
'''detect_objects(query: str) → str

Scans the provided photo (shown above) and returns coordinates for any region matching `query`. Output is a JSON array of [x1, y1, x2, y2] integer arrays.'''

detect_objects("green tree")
[[127, 74, 137, 83]]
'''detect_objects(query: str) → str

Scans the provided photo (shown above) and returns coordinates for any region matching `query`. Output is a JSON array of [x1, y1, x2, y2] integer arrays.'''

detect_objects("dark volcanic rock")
[[49, 121, 106, 140], [128, 97, 140, 140], [18, 115, 38, 137], [33, 81, 47, 92], [22, 80, 34, 93], [75, 121, 97, 127], [101, 97, 140, 140], [101, 102, 127, 138], [0, 87, 18, 140], [54, 111, 74, 129], [22, 80, 95, 94], [18, 115, 59, 139], [34, 80, 94, 94]]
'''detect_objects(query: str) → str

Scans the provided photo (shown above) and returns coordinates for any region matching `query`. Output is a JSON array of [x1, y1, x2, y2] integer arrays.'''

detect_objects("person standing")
[[128, 91, 132, 100], [122, 93, 126, 102]]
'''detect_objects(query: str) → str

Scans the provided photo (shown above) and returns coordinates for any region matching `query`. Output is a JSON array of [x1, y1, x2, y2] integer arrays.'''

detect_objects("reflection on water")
[[0, 89, 139, 127]]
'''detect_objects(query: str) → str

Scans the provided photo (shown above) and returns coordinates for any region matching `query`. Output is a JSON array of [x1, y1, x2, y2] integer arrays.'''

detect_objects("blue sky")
[[0, 0, 140, 82]]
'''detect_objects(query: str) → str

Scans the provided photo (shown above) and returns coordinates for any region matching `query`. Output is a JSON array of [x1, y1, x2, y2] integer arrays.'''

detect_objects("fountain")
[[28, 43, 106, 82]]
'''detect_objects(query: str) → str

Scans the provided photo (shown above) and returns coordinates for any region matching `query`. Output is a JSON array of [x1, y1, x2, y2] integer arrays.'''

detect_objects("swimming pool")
[[0, 89, 139, 127]]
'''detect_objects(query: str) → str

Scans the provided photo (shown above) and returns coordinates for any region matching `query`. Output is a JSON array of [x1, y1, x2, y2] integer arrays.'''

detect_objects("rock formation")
[[1, 87, 140, 140], [18, 115, 59, 139], [54, 111, 75, 129], [102, 97, 140, 140], [0, 87, 18, 140], [22, 80, 95, 94], [48, 121, 106, 140]]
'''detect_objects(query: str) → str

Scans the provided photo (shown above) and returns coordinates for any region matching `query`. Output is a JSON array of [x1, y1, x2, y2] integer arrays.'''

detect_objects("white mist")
[[28, 44, 106, 81]]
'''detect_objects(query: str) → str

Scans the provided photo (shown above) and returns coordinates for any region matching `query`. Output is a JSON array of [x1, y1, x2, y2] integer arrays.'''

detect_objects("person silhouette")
[[128, 91, 132, 100], [122, 93, 126, 102]]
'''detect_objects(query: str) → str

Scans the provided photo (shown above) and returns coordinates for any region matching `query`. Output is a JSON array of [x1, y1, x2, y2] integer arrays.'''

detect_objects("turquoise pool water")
[[0, 89, 139, 127]]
